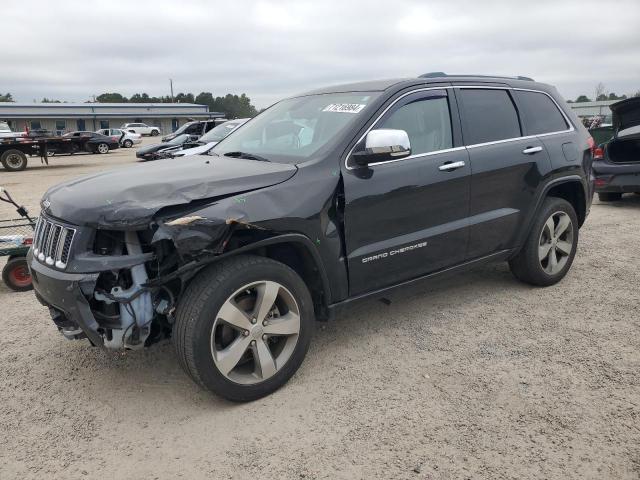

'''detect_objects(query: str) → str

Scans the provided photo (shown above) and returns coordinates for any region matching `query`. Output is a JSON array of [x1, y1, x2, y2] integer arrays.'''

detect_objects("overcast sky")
[[1, 0, 638, 108]]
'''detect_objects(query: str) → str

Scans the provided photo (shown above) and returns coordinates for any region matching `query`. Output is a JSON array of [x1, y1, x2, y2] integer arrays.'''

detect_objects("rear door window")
[[458, 89, 521, 145], [514, 90, 569, 135]]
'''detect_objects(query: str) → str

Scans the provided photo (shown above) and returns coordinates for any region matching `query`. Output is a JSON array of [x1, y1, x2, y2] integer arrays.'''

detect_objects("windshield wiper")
[[223, 151, 270, 162]]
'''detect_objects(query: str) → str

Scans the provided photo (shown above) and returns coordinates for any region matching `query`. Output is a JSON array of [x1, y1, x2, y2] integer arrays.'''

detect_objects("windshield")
[[200, 120, 247, 143], [211, 92, 380, 163], [173, 122, 199, 136], [168, 134, 190, 145]]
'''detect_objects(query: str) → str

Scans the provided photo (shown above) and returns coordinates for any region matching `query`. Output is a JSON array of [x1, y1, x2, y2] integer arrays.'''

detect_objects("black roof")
[[298, 73, 553, 97]]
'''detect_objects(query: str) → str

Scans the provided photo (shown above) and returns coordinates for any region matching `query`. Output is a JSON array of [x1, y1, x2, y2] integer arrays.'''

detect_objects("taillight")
[[23, 237, 33, 246], [593, 147, 604, 160], [587, 136, 596, 156], [111, 136, 118, 142], [595, 176, 611, 187]]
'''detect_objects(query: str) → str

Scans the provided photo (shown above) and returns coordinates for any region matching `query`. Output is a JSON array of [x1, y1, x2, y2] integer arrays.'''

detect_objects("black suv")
[[161, 119, 220, 142], [29, 74, 594, 401]]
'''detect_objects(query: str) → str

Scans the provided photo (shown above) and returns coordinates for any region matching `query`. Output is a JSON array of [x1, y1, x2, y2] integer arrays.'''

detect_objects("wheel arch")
[[513, 176, 587, 255], [544, 178, 587, 227], [207, 234, 333, 320]]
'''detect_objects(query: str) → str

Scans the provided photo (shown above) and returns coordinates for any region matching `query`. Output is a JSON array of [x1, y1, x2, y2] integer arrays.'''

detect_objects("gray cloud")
[[1, 0, 638, 107]]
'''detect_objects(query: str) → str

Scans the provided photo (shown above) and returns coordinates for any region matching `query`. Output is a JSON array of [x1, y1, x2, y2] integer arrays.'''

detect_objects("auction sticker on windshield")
[[323, 103, 366, 114]]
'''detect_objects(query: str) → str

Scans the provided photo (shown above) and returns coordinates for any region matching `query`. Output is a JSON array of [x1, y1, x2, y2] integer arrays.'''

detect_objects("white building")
[[0, 102, 224, 135], [568, 100, 617, 119]]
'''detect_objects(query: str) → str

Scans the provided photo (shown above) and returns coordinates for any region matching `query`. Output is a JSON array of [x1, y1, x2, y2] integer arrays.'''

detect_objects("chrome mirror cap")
[[352, 129, 411, 166]]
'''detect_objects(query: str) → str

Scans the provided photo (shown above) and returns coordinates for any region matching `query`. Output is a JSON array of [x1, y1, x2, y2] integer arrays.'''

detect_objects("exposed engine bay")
[[29, 154, 340, 350]]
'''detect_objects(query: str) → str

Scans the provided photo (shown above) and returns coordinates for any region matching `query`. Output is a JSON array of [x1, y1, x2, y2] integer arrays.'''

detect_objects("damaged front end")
[[30, 198, 279, 350], [30, 221, 170, 349], [30, 155, 300, 349]]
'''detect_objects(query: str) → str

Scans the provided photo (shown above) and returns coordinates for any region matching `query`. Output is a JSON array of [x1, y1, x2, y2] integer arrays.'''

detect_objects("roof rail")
[[419, 72, 534, 81]]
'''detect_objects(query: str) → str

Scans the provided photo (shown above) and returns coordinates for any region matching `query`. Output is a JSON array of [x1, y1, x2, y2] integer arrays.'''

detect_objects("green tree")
[[96, 92, 128, 103], [175, 92, 195, 103], [607, 92, 627, 100], [575, 95, 591, 103], [42, 98, 61, 103], [194, 92, 258, 118], [0, 92, 14, 102], [596, 94, 608, 101]]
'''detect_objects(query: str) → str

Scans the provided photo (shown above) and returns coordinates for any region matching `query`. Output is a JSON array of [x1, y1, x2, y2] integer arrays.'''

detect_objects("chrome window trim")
[[344, 85, 575, 170], [364, 146, 467, 168], [345, 86, 453, 170]]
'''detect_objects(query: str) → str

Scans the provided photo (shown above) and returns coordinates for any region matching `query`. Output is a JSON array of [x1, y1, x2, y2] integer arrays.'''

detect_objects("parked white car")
[[96, 128, 142, 148], [119, 123, 161, 136]]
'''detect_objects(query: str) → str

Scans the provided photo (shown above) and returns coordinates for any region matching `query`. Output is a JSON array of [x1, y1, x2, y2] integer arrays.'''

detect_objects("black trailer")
[[0, 136, 88, 172]]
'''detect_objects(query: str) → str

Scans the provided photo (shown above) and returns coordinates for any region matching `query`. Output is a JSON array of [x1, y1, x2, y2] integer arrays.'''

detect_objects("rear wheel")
[[1, 149, 28, 171], [2, 257, 32, 291], [174, 255, 314, 402], [509, 197, 578, 286], [123, 139, 133, 148], [96, 142, 109, 154], [598, 192, 623, 201], [151, 129, 159, 136]]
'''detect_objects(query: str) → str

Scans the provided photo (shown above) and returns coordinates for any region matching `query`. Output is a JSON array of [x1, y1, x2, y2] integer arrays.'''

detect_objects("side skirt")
[[327, 249, 514, 319]]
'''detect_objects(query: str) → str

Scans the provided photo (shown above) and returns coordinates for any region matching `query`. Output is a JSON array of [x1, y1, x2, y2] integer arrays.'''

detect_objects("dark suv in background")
[[161, 119, 220, 142], [29, 73, 594, 401]]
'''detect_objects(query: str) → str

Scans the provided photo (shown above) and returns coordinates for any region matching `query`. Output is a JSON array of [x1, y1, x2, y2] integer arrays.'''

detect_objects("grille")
[[32, 216, 76, 269]]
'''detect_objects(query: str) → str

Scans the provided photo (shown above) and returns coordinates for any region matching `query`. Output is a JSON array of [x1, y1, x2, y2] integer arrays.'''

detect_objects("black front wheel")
[[173, 255, 314, 402]]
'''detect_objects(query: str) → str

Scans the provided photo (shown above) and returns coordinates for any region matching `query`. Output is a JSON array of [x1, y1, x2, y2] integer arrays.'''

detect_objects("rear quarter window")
[[458, 89, 521, 145], [514, 90, 569, 135]]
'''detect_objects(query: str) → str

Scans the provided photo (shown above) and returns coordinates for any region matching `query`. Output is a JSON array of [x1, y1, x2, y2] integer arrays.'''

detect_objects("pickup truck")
[[29, 74, 594, 401]]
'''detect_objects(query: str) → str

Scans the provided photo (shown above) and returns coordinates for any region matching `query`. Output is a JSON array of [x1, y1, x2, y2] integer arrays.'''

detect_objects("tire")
[[151, 129, 159, 136], [123, 139, 133, 148], [1, 149, 28, 171], [598, 192, 622, 201], [96, 142, 109, 154], [509, 197, 579, 287], [174, 255, 314, 402], [2, 257, 33, 291]]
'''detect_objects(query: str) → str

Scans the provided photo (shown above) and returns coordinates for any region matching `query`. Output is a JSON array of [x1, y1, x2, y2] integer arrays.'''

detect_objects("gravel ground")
[[1, 143, 639, 479]]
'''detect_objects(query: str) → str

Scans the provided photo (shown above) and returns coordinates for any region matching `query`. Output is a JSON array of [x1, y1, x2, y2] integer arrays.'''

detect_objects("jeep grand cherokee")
[[29, 73, 594, 401]]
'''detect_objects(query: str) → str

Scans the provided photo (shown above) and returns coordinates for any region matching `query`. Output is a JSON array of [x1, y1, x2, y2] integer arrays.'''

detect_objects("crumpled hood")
[[42, 155, 297, 228], [611, 97, 640, 133]]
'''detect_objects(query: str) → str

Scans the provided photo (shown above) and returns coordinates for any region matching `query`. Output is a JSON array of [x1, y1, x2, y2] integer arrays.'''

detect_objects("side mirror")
[[352, 129, 411, 167]]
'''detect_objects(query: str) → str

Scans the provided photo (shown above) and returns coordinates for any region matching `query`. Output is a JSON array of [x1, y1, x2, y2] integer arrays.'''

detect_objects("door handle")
[[522, 146, 543, 154], [438, 161, 466, 171]]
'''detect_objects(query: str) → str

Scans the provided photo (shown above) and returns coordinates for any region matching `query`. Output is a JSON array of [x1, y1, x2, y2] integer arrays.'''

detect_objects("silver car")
[[96, 128, 142, 148]]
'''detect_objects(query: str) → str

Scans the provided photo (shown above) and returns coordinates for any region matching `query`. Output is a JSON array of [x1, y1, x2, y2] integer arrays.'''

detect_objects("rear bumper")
[[592, 160, 640, 192], [28, 249, 104, 346]]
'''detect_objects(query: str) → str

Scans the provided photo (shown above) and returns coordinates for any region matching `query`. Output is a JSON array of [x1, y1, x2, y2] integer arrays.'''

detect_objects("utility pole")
[[169, 79, 174, 103]]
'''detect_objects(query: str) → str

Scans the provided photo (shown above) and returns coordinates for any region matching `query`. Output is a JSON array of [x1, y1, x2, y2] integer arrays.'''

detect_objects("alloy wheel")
[[538, 211, 574, 275], [210, 280, 301, 385], [97, 143, 109, 154]]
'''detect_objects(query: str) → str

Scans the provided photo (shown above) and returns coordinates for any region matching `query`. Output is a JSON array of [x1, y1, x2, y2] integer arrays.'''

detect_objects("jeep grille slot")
[[32, 216, 76, 269]]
